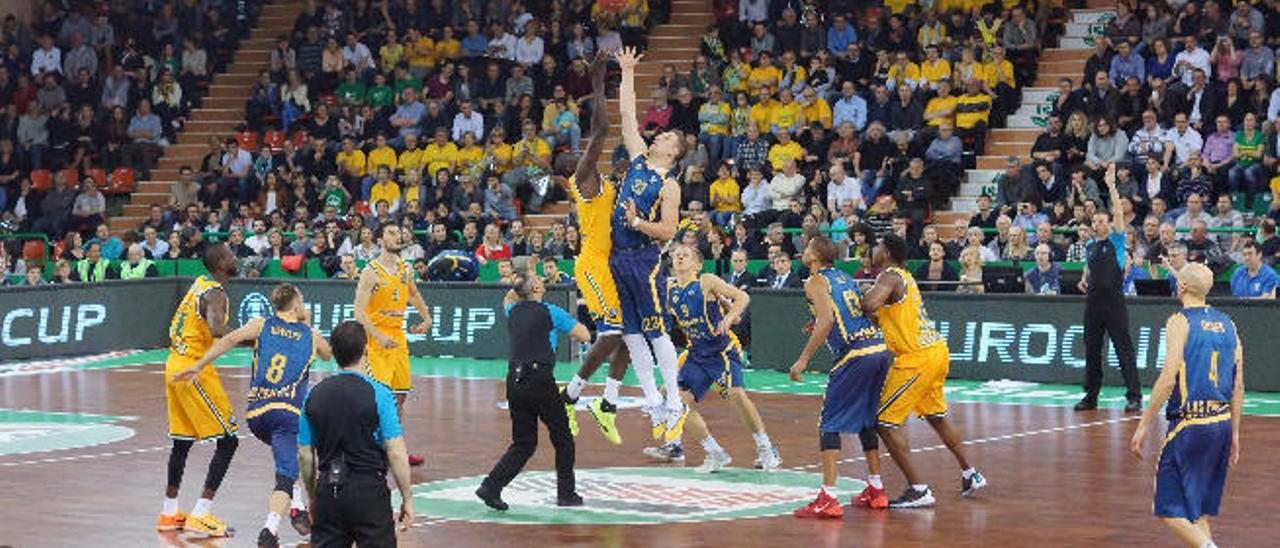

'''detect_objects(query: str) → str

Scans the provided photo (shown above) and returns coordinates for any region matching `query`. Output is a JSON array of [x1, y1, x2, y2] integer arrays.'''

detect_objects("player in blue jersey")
[[1131, 263, 1244, 548], [175, 284, 333, 548], [612, 47, 690, 449], [665, 243, 781, 473], [789, 236, 895, 518]]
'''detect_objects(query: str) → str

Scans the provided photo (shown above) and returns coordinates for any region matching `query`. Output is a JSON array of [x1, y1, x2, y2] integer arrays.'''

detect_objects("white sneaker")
[[695, 450, 732, 473], [755, 444, 782, 471], [642, 442, 685, 463], [663, 402, 689, 443]]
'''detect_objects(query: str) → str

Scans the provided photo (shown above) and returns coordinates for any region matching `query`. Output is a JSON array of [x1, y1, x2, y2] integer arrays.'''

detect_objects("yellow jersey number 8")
[[266, 355, 287, 384]]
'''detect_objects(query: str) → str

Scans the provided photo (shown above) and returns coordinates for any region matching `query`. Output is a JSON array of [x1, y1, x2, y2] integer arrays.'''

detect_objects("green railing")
[[0, 232, 52, 262]]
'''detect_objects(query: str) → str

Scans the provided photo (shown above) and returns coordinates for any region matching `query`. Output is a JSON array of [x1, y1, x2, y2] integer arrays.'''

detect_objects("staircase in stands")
[[106, 0, 711, 235], [940, 0, 1115, 237], [108, 0, 306, 234]]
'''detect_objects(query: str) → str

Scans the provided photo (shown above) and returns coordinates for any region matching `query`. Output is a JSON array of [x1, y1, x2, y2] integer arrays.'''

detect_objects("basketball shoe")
[[663, 402, 689, 443], [754, 444, 782, 471], [290, 508, 311, 535], [156, 510, 187, 531], [793, 491, 844, 519], [643, 405, 667, 440], [853, 485, 889, 509], [695, 450, 731, 473], [587, 399, 622, 444], [642, 442, 685, 463], [962, 470, 988, 497], [257, 527, 279, 547], [888, 486, 936, 508], [184, 513, 234, 537]]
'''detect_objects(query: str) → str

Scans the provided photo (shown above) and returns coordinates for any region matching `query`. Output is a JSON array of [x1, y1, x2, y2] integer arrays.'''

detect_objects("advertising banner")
[[747, 291, 1280, 392]]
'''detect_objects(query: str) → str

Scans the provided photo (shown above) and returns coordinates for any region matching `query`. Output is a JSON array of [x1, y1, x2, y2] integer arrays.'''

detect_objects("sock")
[[291, 485, 306, 510], [264, 512, 281, 535], [650, 335, 682, 406], [623, 334, 663, 407], [162, 497, 179, 516], [700, 436, 724, 454], [566, 375, 587, 401], [603, 377, 622, 405], [962, 467, 975, 480], [1201, 541, 1218, 548], [752, 431, 771, 449], [192, 497, 213, 517], [911, 484, 928, 493], [868, 475, 883, 489]]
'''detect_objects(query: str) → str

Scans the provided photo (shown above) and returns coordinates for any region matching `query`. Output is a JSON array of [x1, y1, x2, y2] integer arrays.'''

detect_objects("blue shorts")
[[247, 407, 300, 481], [820, 349, 892, 434], [678, 346, 746, 402], [609, 245, 667, 338], [1154, 417, 1232, 520]]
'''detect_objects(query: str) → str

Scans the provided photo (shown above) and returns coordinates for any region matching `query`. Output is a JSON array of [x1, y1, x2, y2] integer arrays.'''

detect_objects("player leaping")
[[558, 52, 634, 445], [1130, 262, 1243, 548], [861, 234, 986, 508], [174, 284, 333, 548], [355, 224, 432, 465], [612, 46, 688, 452], [157, 244, 240, 538]]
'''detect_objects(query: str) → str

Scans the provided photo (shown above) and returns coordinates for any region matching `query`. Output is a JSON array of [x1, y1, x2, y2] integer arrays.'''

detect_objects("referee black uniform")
[[299, 321, 414, 548], [1077, 208, 1142, 412], [477, 273, 590, 511]]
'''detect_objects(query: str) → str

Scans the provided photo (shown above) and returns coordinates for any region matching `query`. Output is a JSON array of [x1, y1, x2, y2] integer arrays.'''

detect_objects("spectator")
[[32, 172, 75, 237], [1003, 226, 1034, 261], [768, 159, 805, 213], [1085, 117, 1128, 181], [1175, 193, 1213, 233], [71, 241, 113, 282], [832, 80, 867, 132], [914, 241, 958, 292], [1025, 243, 1063, 294], [956, 246, 984, 294], [1184, 220, 1226, 270], [1223, 240, 1274, 299], [118, 244, 159, 279], [1229, 112, 1266, 207], [69, 179, 106, 237], [475, 224, 512, 265], [503, 121, 552, 213], [733, 124, 769, 174]]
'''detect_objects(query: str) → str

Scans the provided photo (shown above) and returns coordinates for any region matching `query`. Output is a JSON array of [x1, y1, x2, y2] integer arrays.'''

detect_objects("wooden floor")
[[1, 362, 1277, 548]]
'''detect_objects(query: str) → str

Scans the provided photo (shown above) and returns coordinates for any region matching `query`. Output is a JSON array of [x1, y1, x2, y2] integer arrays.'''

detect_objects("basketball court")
[[2, 351, 1277, 547]]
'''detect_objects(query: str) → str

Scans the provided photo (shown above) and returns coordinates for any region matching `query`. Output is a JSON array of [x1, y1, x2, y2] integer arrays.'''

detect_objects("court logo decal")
[[405, 467, 862, 525], [0, 409, 135, 457]]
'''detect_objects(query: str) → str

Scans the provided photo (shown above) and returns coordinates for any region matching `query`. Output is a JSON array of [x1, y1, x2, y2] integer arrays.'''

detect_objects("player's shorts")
[[677, 345, 746, 402], [246, 406, 301, 481], [165, 354, 237, 441], [877, 343, 950, 428], [1154, 414, 1232, 520], [366, 330, 411, 394], [609, 245, 667, 338], [821, 345, 892, 434], [575, 252, 623, 334]]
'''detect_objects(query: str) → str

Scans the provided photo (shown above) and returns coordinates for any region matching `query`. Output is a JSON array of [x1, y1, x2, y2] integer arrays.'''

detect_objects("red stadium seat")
[[61, 168, 80, 187], [353, 201, 372, 216], [292, 130, 309, 148], [22, 240, 46, 261], [106, 168, 135, 194], [85, 167, 108, 189], [264, 130, 286, 153], [236, 130, 259, 151], [29, 169, 52, 191]]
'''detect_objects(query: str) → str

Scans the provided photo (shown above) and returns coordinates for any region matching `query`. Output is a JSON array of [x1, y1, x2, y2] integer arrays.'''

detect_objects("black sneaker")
[[599, 399, 617, 413], [888, 486, 936, 509], [475, 485, 509, 511], [560, 389, 577, 405], [290, 508, 310, 536], [1124, 399, 1143, 413], [257, 527, 279, 548], [1073, 398, 1098, 411], [557, 493, 584, 507]]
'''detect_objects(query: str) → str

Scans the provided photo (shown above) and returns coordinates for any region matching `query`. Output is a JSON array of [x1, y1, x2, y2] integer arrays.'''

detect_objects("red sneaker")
[[408, 454, 425, 466], [793, 491, 844, 519], [853, 485, 889, 509]]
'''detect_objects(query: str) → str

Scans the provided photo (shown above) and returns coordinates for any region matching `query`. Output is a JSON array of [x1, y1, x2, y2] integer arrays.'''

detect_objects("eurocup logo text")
[[238, 292, 274, 327]]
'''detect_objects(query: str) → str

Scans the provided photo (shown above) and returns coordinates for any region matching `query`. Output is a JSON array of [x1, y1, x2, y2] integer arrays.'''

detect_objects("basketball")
[[599, 0, 627, 13]]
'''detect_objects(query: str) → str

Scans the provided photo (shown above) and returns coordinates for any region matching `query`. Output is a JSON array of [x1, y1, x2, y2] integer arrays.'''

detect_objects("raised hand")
[[590, 51, 609, 83], [616, 47, 643, 71]]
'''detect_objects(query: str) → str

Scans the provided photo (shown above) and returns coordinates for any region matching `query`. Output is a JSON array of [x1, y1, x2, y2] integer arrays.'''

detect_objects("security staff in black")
[[1075, 166, 1142, 413], [298, 321, 415, 547], [476, 272, 591, 510]]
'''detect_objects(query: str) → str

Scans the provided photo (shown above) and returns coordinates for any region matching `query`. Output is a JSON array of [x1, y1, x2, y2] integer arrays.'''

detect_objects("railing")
[[0, 232, 52, 262]]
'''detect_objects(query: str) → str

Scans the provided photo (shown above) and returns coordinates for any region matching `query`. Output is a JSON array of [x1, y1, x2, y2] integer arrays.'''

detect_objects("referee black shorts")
[[311, 472, 397, 548]]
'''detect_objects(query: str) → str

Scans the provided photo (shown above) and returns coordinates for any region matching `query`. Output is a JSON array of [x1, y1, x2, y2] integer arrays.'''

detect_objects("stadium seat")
[[236, 130, 259, 151], [292, 130, 309, 148], [61, 168, 80, 187], [86, 167, 108, 189], [353, 201, 372, 216], [106, 168, 136, 195], [29, 169, 52, 191], [264, 130, 286, 153], [22, 240, 46, 261]]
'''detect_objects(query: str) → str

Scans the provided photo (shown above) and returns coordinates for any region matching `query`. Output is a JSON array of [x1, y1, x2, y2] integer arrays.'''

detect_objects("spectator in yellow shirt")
[[721, 51, 750, 93], [456, 131, 486, 178], [501, 120, 553, 212], [366, 133, 398, 174], [749, 88, 777, 134], [336, 136, 367, 186], [984, 45, 1018, 126], [800, 87, 832, 129], [887, 51, 922, 91], [955, 78, 995, 154], [434, 26, 460, 63], [919, 45, 953, 90], [484, 128, 514, 174], [708, 162, 742, 227], [923, 79, 959, 134], [698, 86, 733, 166], [917, 12, 948, 52], [423, 127, 459, 177], [368, 165, 402, 213], [767, 128, 805, 171], [748, 52, 782, 95], [769, 88, 805, 134], [405, 28, 435, 79], [397, 133, 427, 174], [379, 33, 405, 74]]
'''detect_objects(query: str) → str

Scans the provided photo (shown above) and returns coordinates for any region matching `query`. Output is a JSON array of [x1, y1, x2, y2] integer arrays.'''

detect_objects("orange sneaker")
[[156, 511, 187, 531], [853, 485, 889, 509], [793, 491, 844, 519]]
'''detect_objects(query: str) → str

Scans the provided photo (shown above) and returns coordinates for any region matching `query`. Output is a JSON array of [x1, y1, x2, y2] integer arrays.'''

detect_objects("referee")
[[476, 272, 591, 511], [298, 321, 414, 547], [1075, 166, 1142, 412]]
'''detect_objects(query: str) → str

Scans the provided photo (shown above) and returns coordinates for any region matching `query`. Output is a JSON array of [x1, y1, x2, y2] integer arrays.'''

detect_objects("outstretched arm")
[[1104, 164, 1125, 234], [576, 52, 611, 199], [617, 47, 646, 158], [172, 318, 266, 382]]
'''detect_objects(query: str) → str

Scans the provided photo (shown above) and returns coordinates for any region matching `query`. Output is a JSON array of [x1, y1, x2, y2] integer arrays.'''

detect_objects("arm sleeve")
[[503, 302, 514, 316], [546, 303, 578, 334], [297, 400, 313, 446], [374, 384, 403, 442]]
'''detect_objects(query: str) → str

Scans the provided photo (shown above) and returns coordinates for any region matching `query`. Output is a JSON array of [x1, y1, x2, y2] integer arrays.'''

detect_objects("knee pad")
[[819, 432, 841, 451], [858, 428, 879, 452], [275, 473, 295, 494]]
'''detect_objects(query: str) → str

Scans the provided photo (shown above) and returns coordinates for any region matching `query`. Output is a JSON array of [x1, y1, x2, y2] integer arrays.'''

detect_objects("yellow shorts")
[[366, 331, 411, 394], [165, 354, 237, 441], [575, 254, 623, 334], [877, 344, 950, 427]]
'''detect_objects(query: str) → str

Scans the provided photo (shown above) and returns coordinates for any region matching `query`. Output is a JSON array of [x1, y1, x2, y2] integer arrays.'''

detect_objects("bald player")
[[1131, 263, 1244, 548]]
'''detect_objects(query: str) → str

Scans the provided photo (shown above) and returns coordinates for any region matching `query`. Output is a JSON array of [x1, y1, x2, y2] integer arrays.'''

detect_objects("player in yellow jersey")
[[555, 53, 637, 446], [861, 234, 986, 509], [355, 223, 432, 465], [157, 244, 239, 538]]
